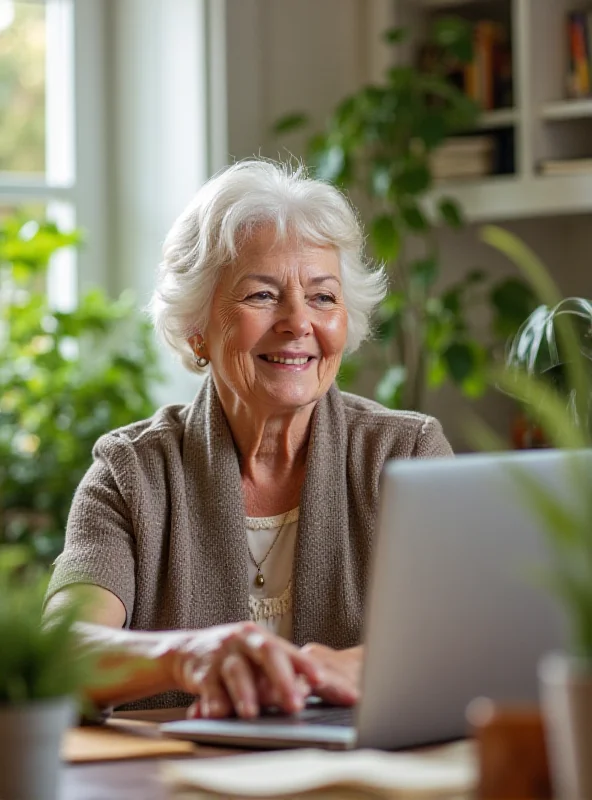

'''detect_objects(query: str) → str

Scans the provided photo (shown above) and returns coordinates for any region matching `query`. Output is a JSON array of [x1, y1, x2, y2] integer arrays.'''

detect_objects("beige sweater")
[[47, 378, 452, 709]]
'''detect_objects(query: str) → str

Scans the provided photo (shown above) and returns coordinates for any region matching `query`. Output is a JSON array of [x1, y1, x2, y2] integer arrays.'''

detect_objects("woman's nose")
[[273, 297, 313, 338]]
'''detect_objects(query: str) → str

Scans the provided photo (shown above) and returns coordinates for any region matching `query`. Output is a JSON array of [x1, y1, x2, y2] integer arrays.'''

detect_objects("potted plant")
[[274, 20, 535, 410], [505, 298, 592, 444], [0, 547, 94, 800], [479, 225, 592, 800], [0, 214, 160, 566]]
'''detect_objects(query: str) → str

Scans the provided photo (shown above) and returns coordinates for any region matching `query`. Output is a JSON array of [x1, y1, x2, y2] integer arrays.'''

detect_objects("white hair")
[[149, 159, 387, 373]]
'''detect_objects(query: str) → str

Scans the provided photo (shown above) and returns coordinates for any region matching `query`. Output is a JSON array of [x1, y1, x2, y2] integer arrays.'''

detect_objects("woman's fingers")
[[256, 672, 311, 709], [219, 651, 260, 718], [187, 678, 233, 719], [240, 630, 306, 713], [314, 677, 359, 706]]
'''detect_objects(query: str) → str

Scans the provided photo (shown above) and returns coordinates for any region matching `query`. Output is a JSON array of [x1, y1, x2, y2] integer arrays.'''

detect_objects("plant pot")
[[0, 696, 77, 800], [539, 652, 592, 800]]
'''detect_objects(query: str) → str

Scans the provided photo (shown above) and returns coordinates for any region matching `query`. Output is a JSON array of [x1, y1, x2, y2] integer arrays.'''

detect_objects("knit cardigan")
[[47, 377, 453, 709]]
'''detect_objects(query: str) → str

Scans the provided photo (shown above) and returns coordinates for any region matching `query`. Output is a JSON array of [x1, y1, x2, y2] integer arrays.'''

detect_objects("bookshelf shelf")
[[478, 108, 518, 128], [541, 99, 592, 121], [420, 0, 480, 8], [393, 0, 592, 222]]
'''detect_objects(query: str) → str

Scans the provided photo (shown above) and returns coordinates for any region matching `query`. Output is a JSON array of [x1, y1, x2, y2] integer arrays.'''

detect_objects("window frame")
[[0, 0, 108, 306]]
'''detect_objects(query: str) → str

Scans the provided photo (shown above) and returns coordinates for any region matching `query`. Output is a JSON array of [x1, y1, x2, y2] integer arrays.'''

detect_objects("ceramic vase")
[[0, 696, 76, 800], [539, 652, 592, 800]]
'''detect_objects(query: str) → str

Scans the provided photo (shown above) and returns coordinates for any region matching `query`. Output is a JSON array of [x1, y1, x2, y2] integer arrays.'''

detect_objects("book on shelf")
[[430, 136, 495, 181], [464, 20, 513, 111], [539, 158, 592, 176], [567, 11, 592, 98], [418, 19, 512, 114]]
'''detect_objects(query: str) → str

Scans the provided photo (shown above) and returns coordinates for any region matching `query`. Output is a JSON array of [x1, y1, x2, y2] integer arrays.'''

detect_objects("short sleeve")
[[412, 417, 454, 458], [45, 441, 136, 626]]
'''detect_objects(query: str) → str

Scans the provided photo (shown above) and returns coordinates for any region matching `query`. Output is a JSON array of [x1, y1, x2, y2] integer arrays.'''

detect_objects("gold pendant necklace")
[[247, 511, 290, 588]]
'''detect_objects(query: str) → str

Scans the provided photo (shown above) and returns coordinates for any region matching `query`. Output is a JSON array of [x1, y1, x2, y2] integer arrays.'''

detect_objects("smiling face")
[[195, 224, 348, 414]]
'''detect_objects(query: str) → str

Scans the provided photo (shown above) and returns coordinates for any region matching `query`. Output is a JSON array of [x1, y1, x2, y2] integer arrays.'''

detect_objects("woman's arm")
[[45, 586, 326, 716], [45, 586, 184, 708]]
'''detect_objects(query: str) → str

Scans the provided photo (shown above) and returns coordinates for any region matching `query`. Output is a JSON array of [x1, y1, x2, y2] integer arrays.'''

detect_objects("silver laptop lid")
[[357, 449, 574, 750]]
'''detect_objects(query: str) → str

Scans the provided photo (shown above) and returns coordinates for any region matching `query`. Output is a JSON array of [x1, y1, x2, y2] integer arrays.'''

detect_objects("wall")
[[104, 0, 592, 440]]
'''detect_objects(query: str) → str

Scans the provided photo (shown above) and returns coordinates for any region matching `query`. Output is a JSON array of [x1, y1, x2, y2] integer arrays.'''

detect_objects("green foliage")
[[505, 297, 592, 406], [0, 546, 145, 706], [0, 547, 93, 705], [0, 215, 160, 565], [274, 20, 535, 410], [480, 225, 592, 659], [0, 3, 46, 172]]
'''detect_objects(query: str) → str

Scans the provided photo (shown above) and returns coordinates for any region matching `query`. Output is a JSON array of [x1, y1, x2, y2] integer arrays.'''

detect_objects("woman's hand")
[[299, 643, 363, 706], [165, 621, 323, 720], [251, 644, 363, 709]]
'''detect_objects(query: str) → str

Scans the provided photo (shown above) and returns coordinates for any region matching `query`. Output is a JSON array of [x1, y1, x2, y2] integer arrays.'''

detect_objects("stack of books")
[[430, 136, 495, 181], [567, 11, 592, 98], [539, 158, 592, 177]]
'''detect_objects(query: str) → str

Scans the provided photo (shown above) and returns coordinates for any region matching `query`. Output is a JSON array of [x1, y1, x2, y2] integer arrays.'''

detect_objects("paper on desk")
[[162, 741, 477, 799]]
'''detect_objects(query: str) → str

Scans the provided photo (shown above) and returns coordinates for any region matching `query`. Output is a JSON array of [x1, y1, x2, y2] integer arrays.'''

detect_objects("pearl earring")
[[194, 342, 209, 368]]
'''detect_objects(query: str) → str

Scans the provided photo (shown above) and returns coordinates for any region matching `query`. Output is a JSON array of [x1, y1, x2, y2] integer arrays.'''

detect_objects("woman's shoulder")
[[93, 402, 192, 463], [339, 390, 453, 458]]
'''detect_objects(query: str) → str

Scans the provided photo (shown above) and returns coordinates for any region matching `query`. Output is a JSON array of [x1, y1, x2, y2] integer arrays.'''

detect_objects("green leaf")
[[394, 161, 431, 195], [370, 161, 392, 199], [427, 355, 447, 388], [315, 144, 346, 183], [383, 27, 409, 45], [490, 278, 536, 338], [375, 366, 408, 409], [492, 365, 589, 450], [482, 225, 590, 428], [370, 215, 401, 263], [442, 341, 475, 383], [466, 268, 486, 284], [271, 112, 309, 135], [431, 17, 474, 63], [411, 257, 438, 290], [442, 288, 461, 315], [375, 292, 405, 341], [337, 357, 360, 389], [416, 112, 447, 150], [439, 197, 464, 229], [401, 204, 429, 232]]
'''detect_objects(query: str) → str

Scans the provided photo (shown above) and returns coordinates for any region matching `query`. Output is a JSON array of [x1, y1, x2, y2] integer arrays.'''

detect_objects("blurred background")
[[2, 0, 592, 560]]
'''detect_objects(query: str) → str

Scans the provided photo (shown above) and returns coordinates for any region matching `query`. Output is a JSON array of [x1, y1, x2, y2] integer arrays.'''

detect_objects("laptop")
[[161, 448, 575, 750]]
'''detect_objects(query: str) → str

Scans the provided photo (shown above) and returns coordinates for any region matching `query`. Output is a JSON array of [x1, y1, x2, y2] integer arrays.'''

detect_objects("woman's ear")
[[187, 334, 202, 357]]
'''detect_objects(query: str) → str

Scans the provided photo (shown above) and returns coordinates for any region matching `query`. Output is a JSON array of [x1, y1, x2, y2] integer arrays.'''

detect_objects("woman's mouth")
[[258, 354, 315, 367]]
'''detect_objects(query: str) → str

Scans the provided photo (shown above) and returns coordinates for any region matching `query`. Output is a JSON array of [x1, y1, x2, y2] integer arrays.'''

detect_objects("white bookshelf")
[[541, 99, 592, 121], [393, 0, 592, 222]]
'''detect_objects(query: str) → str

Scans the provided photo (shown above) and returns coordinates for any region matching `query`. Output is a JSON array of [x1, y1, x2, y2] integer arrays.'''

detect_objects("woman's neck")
[[214, 379, 314, 476]]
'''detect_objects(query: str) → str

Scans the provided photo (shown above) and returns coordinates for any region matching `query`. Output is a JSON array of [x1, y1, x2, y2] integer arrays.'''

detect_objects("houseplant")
[[0, 546, 93, 800], [0, 213, 160, 565], [274, 19, 535, 410], [505, 297, 592, 439], [479, 225, 592, 800]]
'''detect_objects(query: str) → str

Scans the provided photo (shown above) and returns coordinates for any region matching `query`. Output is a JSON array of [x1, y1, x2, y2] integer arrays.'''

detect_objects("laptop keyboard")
[[258, 704, 355, 728]]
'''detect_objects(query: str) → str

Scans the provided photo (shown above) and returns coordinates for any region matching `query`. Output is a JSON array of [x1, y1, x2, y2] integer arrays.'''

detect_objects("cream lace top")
[[246, 507, 299, 641]]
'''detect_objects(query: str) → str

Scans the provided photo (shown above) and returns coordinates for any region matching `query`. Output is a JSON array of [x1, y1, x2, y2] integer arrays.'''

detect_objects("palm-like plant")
[[477, 227, 592, 657], [505, 298, 592, 431]]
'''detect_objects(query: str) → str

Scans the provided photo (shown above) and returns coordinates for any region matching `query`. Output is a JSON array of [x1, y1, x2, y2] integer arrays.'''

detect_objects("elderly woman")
[[45, 160, 452, 719]]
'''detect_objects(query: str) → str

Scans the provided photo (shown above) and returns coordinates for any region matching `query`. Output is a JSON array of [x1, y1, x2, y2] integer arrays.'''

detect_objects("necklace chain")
[[247, 511, 290, 588]]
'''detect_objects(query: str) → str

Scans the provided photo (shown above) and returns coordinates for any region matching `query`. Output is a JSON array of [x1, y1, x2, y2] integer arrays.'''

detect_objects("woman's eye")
[[248, 291, 274, 301], [314, 294, 336, 304]]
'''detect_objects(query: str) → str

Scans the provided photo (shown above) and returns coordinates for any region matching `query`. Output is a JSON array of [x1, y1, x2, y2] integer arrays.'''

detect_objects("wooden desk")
[[61, 710, 242, 800]]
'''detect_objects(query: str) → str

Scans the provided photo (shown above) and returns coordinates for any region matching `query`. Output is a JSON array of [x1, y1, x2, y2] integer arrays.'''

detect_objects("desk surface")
[[62, 746, 239, 800], [61, 709, 243, 800]]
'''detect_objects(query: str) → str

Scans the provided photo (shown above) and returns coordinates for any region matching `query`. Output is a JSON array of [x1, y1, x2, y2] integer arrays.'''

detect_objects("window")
[[0, 0, 91, 312]]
